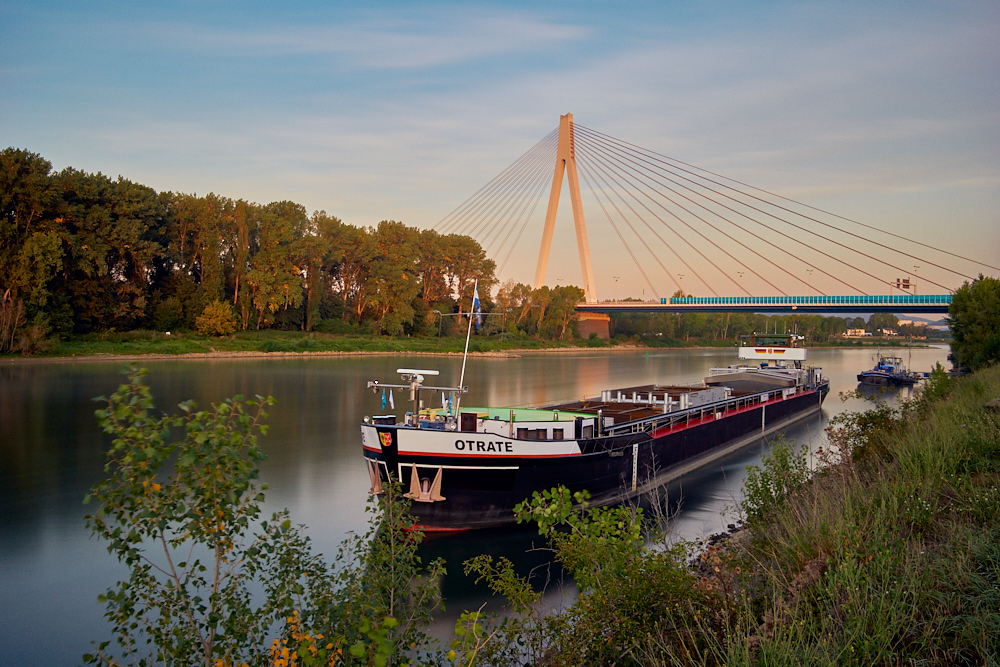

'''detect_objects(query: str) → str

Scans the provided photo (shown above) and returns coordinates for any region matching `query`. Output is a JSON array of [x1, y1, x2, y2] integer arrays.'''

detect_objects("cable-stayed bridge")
[[435, 114, 997, 326]]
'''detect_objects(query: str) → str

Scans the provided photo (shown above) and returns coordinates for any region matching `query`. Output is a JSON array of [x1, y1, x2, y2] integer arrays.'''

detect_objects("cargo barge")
[[361, 334, 829, 531]]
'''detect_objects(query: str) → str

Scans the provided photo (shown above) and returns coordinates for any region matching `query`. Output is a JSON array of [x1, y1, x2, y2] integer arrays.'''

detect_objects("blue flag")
[[473, 284, 482, 329], [381, 388, 386, 410]]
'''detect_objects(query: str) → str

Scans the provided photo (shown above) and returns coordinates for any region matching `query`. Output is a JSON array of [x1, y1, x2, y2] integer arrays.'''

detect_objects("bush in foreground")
[[85, 366, 443, 666]]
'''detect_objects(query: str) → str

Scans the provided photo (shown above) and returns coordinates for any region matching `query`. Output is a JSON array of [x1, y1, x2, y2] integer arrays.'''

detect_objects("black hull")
[[857, 373, 917, 386], [366, 385, 829, 530]]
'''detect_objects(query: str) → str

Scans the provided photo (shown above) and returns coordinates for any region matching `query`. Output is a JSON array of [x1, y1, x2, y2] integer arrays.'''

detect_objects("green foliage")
[[85, 365, 296, 665], [740, 435, 811, 525], [454, 370, 1000, 665], [826, 394, 910, 463], [921, 361, 954, 405], [153, 296, 183, 331], [85, 367, 444, 666], [1, 148, 504, 338], [195, 299, 239, 336], [709, 365, 1000, 666], [451, 488, 709, 666], [0, 296, 54, 354], [948, 274, 1000, 371]]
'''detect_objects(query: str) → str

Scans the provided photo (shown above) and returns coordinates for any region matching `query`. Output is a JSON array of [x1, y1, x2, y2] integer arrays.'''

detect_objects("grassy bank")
[[8, 329, 605, 359], [459, 365, 999, 665], [699, 364, 1000, 664], [3, 328, 945, 361]]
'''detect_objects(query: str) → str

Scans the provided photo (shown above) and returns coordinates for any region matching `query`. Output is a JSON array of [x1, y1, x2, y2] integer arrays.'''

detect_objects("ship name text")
[[455, 439, 514, 453]]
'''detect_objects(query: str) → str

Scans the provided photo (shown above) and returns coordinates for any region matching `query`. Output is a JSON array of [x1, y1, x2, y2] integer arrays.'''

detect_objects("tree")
[[0, 149, 66, 328], [546, 285, 585, 339], [299, 211, 345, 331], [85, 368, 304, 665], [85, 367, 445, 666], [868, 312, 900, 334], [246, 201, 307, 329], [948, 275, 1000, 371], [195, 299, 238, 336], [368, 220, 420, 334]]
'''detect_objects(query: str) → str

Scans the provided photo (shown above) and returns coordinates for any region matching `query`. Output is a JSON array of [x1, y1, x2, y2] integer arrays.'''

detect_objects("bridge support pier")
[[577, 312, 610, 340], [534, 113, 598, 303]]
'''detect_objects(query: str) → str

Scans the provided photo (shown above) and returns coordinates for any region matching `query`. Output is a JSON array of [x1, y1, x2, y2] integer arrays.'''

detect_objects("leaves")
[[85, 368, 446, 666]]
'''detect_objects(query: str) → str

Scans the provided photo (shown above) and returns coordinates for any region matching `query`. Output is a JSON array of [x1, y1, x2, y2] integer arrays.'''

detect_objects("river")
[[0, 345, 949, 665]]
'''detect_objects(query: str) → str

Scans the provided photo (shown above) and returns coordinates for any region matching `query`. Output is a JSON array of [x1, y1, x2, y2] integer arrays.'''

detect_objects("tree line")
[[1, 148, 591, 346], [2, 147, 962, 354], [608, 304, 946, 345]]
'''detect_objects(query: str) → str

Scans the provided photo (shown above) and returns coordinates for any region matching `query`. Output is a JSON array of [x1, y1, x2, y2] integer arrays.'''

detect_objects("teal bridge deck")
[[577, 293, 952, 315]]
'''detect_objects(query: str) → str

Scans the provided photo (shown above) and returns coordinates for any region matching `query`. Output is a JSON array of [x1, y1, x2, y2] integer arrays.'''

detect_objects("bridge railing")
[[664, 294, 952, 307]]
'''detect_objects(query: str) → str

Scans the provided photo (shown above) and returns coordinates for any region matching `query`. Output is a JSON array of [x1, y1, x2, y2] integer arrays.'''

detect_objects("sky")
[[2, 0, 998, 300]]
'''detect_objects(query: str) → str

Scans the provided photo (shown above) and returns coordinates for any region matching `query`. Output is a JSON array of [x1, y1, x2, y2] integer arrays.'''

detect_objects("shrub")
[[739, 435, 811, 526], [455, 488, 712, 666], [153, 296, 183, 331], [195, 299, 238, 336], [85, 367, 444, 666], [15, 313, 55, 355]]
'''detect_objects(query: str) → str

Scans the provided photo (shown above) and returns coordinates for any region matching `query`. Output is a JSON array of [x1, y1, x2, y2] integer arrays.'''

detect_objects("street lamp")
[[613, 276, 620, 302], [806, 269, 813, 296], [738, 271, 745, 295], [500, 307, 513, 350], [913, 265, 919, 295]]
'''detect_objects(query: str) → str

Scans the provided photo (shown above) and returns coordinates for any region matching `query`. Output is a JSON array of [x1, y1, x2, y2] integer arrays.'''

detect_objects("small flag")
[[381, 388, 386, 410], [388, 389, 395, 410], [473, 283, 482, 329]]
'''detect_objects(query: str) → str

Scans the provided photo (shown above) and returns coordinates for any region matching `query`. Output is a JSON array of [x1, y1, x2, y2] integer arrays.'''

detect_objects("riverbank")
[[698, 363, 1000, 663], [1, 328, 943, 364], [471, 364, 999, 664]]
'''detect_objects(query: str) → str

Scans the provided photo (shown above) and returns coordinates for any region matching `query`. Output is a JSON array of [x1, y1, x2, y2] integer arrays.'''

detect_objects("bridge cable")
[[578, 125, 991, 281], [621, 134, 999, 276], [494, 168, 552, 275], [474, 139, 556, 253], [576, 161, 665, 296], [577, 127, 864, 295], [442, 130, 556, 240], [576, 138, 726, 297], [436, 128, 556, 236], [577, 128, 921, 295], [437, 127, 555, 235], [480, 155, 552, 271], [576, 144, 708, 297], [577, 130, 791, 296]]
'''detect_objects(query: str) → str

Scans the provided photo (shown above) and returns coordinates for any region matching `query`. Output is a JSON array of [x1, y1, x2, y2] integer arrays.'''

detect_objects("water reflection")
[[0, 345, 948, 665]]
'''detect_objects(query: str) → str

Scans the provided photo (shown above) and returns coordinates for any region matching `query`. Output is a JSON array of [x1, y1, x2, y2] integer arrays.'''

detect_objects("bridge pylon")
[[533, 113, 598, 303]]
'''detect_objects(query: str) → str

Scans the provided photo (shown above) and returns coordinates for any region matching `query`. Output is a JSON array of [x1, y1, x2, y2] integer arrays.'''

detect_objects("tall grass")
[[670, 365, 1000, 666], [459, 367, 1000, 666]]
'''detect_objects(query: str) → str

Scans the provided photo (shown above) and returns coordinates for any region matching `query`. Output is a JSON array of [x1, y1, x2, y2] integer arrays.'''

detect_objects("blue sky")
[[2, 1, 998, 299]]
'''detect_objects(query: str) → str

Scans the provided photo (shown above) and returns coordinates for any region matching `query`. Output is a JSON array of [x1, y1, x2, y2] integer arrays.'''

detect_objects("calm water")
[[0, 346, 949, 665]]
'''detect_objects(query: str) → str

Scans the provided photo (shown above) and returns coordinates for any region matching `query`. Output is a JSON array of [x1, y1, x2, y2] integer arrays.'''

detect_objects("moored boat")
[[857, 353, 920, 386], [361, 334, 829, 531]]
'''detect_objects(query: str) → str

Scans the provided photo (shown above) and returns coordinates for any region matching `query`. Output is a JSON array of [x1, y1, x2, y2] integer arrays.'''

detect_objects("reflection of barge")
[[361, 334, 829, 531]]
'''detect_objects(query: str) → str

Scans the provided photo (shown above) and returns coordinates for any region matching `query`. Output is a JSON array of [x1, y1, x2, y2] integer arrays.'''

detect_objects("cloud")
[[107, 9, 589, 69]]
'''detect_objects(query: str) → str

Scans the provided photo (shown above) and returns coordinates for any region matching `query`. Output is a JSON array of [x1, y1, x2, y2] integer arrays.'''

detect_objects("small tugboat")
[[857, 353, 920, 386], [361, 333, 829, 531]]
